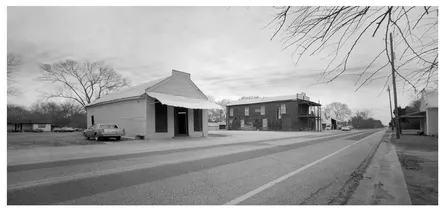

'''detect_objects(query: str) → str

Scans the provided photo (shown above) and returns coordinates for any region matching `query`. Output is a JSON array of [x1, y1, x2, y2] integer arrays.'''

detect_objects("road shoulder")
[[348, 131, 412, 205]]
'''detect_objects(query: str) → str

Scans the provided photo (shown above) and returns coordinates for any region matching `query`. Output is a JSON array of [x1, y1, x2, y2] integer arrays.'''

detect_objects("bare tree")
[[324, 102, 352, 121], [355, 108, 372, 119], [268, 6, 438, 93], [206, 95, 231, 122], [39, 60, 131, 108], [7, 53, 22, 96]]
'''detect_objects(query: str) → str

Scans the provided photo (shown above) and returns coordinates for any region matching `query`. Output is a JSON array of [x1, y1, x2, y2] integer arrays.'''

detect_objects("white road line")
[[224, 130, 383, 205]]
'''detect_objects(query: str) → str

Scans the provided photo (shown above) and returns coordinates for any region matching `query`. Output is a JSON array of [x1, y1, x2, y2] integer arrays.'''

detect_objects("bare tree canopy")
[[355, 108, 372, 119], [324, 102, 352, 121], [206, 95, 231, 122], [8, 101, 87, 128], [7, 53, 22, 96], [39, 60, 131, 108], [269, 6, 438, 92]]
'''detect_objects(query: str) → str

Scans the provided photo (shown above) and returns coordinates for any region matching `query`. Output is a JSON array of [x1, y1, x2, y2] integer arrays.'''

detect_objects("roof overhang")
[[400, 111, 426, 119], [147, 92, 222, 109]]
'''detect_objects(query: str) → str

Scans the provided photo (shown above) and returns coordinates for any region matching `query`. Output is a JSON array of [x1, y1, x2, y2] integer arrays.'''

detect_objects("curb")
[[347, 131, 412, 205]]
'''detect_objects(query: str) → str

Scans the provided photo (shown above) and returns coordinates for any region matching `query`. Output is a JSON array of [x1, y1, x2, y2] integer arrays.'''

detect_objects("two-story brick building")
[[226, 93, 322, 131]]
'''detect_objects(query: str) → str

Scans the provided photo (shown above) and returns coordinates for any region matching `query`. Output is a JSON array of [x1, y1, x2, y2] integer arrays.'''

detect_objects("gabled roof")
[[86, 76, 171, 107], [226, 95, 321, 106]]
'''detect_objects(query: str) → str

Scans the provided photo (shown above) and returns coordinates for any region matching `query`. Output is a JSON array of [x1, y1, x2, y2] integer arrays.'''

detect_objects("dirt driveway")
[[7, 132, 105, 150], [392, 134, 438, 205]]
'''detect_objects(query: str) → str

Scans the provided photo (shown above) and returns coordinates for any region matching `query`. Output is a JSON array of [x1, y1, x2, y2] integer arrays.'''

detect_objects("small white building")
[[420, 88, 438, 136], [7, 119, 52, 132], [85, 70, 222, 139]]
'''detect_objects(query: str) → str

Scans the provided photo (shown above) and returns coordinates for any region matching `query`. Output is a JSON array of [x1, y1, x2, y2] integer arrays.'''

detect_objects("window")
[[194, 109, 203, 132], [99, 125, 118, 129], [261, 106, 265, 115], [155, 100, 168, 132], [281, 104, 286, 114], [245, 107, 249, 116], [263, 119, 268, 128], [229, 108, 234, 116], [38, 124, 46, 128]]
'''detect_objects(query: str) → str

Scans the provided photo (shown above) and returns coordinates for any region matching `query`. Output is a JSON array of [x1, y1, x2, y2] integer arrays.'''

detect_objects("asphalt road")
[[8, 129, 384, 205]]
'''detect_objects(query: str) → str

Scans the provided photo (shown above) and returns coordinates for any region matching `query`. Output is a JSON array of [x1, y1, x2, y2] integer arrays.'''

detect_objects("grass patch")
[[7, 132, 105, 149]]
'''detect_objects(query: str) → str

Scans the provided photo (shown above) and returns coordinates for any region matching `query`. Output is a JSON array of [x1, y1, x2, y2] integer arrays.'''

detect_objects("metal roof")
[[226, 95, 321, 106], [147, 92, 222, 109], [86, 76, 170, 107]]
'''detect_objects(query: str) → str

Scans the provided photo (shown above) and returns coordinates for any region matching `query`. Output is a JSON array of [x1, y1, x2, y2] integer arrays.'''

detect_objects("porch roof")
[[147, 92, 222, 110], [400, 111, 426, 119]]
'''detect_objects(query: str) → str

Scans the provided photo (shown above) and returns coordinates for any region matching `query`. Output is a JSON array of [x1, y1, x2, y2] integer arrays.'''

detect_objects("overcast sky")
[[8, 6, 425, 125]]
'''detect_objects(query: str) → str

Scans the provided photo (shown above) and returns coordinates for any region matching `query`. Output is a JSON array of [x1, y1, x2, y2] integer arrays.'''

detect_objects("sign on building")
[[240, 119, 244, 128], [245, 107, 249, 116], [255, 109, 260, 112], [261, 106, 265, 115], [263, 118, 267, 128], [281, 104, 286, 114]]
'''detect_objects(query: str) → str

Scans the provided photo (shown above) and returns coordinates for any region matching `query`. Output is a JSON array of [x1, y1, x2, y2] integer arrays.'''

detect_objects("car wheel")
[[116, 136, 121, 141], [94, 133, 100, 141]]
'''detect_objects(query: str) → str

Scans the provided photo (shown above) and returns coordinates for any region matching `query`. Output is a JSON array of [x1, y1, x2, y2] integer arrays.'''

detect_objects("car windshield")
[[99, 125, 118, 129]]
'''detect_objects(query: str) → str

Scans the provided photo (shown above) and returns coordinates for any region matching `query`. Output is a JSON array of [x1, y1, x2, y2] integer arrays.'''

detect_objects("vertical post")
[[390, 33, 400, 139], [226, 106, 229, 130], [387, 85, 394, 131]]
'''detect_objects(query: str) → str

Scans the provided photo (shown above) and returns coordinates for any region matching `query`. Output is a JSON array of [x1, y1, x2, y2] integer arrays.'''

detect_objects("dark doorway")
[[174, 107, 188, 136], [91, 115, 95, 125]]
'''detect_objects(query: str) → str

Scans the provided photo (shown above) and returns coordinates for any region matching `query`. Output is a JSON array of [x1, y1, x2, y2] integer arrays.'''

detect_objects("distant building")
[[226, 93, 322, 131], [7, 117, 52, 132], [321, 112, 341, 130], [400, 88, 438, 136], [85, 70, 221, 139]]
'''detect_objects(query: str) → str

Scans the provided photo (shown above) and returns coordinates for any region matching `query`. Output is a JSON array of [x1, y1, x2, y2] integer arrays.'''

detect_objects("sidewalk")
[[8, 130, 345, 166], [348, 131, 412, 205]]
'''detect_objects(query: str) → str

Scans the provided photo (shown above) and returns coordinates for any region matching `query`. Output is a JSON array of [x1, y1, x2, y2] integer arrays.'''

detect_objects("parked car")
[[83, 123, 126, 141], [53, 127, 62, 132], [341, 126, 351, 131], [61, 127, 75, 132]]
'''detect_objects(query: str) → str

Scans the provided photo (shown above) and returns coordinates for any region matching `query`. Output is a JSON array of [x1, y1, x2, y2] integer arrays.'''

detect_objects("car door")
[[86, 125, 96, 137]]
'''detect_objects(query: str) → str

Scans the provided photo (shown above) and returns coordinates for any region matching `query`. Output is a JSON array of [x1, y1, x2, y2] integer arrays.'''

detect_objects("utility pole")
[[390, 33, 400, 139], [387, 85, 394, 131]]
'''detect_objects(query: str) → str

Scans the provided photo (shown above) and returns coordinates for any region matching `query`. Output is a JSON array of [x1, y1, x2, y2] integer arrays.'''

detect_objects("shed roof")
[[226, 95, 321, 106], [86, 76, 170, 107]]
